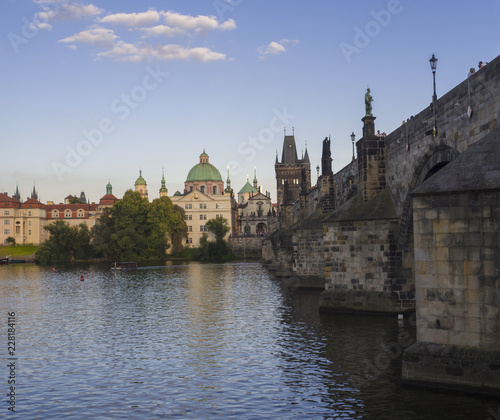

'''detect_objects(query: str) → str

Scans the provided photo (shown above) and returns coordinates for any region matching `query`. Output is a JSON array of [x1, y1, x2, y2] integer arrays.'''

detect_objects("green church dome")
[[186, 151, 222, 182], [238, 181, 257, 194], [135, 170, 146, 186]]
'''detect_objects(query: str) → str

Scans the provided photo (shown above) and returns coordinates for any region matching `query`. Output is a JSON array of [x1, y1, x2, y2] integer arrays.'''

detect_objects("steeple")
[[135, 170, 148, 200], [253, 166, 258, 190], [80, 191, 87, 203], [159, 168, 168, 197], [13, 183, 21, 202], [106, 179, 113, 195], [225, 166, 233, 194], [31, 183, 38, 201], [303, 142, 310, 164]]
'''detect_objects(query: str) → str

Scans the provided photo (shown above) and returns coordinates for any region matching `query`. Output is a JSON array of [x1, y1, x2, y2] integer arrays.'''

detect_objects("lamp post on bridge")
[[351, 132, 356, 161], [429, 54, 438, 103]]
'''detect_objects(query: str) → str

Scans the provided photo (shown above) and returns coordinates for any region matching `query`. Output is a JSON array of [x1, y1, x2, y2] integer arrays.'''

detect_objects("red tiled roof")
[[0, 193, 19, 203], [21, 198, 44, 209], [99, 194, 118, 204]]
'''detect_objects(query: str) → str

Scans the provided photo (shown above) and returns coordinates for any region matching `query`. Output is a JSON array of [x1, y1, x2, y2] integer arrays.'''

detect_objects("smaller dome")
[[135, 170, 147, 186], [174, 190, 182, 196]]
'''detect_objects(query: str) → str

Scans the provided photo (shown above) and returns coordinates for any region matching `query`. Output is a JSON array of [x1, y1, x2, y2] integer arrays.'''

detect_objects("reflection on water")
[[0, 262, 495, 419]]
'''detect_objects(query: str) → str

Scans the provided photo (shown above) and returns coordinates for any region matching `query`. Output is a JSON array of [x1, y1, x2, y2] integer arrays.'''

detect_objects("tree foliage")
[[91, 190, 187, 261], [36, 221, 93, 264], [195, 217, 233, 261], [205, 217, 230, 242]]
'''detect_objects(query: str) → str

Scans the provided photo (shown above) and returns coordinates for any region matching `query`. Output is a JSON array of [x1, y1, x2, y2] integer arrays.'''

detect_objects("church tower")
[[275, 127, 311, 211], [135, 170, 148, 200], [159, 168, 168, 197]]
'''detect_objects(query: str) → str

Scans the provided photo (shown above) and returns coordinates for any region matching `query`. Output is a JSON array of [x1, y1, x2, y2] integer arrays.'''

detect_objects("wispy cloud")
[[59, 26, 118, 48], [43, 3, 235, 62], [97, 9, 161, 27], [257, 39, 299, 59], [33, 1, 103, 30]]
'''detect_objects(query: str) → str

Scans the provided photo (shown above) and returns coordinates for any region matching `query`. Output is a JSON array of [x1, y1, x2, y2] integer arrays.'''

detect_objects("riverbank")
[[0, 245, 38, 261]]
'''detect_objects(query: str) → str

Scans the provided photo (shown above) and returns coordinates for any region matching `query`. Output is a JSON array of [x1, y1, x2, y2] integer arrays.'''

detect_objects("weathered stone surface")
[[402, 342, 500, 395]]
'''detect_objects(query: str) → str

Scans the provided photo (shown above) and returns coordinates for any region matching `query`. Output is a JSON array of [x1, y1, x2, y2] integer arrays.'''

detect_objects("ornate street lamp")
[[429, 54, 438, 103], [351, 132, 356, 161]]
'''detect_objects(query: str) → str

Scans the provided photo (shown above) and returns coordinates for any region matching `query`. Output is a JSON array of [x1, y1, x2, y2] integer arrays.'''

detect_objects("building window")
[[4, 210, 10, 216], [28, 230, 31, 236], [200, 214, 207, 220], [216, 214, 223, 219], [213, 186, 217, 195], [190, 186, 193, 192], [28, 221, 31, 226], [186, 238, 192, 244], [216, 204, 222, 209], [52, 210, 59, 218], [188, 225, 192, 232], [4, 220, 9, 225], [77, 210, 84, 218], [185, 214, 192, 221], [65, 210, 71, 218], [28, 211, 32, 216], [200, 225, 206, 232], [200, 203, 207, 209], [185, 204, 192, 210], [4, 229, 9, 235], [200, 186, 205, 194]]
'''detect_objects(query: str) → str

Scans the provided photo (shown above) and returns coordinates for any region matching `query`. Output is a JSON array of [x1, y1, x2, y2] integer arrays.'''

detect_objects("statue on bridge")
[[365, 88, 373, 117]]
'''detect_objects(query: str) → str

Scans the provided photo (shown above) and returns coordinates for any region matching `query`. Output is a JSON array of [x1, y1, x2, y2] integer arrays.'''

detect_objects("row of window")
[[3, 210, 34, 216], [186, 225, 209, 232], [4, 220, 35, 226], [184, 203, 223, 210], [188, 186, 220, 195], [185, 214, 224, 221], [51, 210, 86, 218]]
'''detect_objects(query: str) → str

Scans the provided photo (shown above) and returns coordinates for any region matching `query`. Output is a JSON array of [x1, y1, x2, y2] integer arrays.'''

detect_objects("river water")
[[0, 262, 496, 419]]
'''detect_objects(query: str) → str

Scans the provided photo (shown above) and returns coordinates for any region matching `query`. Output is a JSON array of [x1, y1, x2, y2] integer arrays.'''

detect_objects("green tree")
[[5, 237, 15, 246], [68, 196, 83, 204], [205, 217, 230, 241], [91, 190, 187, 261], [196, 217, 233, 262], [36, 221, 94, 264]]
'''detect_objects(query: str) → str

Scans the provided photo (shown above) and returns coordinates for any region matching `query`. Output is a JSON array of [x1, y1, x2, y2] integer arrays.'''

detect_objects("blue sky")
[[1, 0, 499, 204]]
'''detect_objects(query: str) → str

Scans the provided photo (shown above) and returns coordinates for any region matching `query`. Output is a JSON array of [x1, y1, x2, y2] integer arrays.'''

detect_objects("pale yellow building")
[[170, 150, 236, 247]]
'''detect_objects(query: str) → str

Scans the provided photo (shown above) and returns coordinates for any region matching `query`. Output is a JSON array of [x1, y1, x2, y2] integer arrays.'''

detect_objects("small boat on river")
[[0, 258, 9, 265], [111, 261, 138, 270]]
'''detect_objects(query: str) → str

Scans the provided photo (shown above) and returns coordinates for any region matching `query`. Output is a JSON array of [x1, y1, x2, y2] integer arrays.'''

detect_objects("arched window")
[[65, 209, 72, 218]]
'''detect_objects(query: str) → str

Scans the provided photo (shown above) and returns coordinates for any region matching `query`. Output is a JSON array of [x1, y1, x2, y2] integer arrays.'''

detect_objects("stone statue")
[[322, 137, 331, 159], [365, 88, 373, 116]]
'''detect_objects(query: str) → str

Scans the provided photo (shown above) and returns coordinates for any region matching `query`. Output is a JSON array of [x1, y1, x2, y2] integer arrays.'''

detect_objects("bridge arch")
[[397, 145, 460, 251]]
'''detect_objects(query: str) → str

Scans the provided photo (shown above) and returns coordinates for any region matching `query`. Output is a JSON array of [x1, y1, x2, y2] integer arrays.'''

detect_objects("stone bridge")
[[263, 54, 500, 394], [263, 53, 500, 314]]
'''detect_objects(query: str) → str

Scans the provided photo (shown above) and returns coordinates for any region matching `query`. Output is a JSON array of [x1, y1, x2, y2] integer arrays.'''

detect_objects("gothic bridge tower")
[[275, 128, 311, 212]]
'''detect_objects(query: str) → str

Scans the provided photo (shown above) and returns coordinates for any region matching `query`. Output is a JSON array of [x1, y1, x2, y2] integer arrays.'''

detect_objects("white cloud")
[[98, 42, 152, 62], [154, 45, 227, 62], [257, 39, 299, 58], [33, 1, 103, 30], [59, 27, 118, 48], [137, 25, 185, 39], [162, 11, 236, 35], [98, 9, 161, 27]]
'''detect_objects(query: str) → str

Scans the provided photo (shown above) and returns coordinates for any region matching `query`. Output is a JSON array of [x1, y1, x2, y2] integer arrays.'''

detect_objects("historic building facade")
[[0, 182, 118, 246], [170, 150, 235, 247]]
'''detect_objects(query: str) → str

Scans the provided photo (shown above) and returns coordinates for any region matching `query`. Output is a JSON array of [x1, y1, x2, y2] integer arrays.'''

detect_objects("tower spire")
[[159, 167, 168, 197], [253, 166, 258, 190]]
